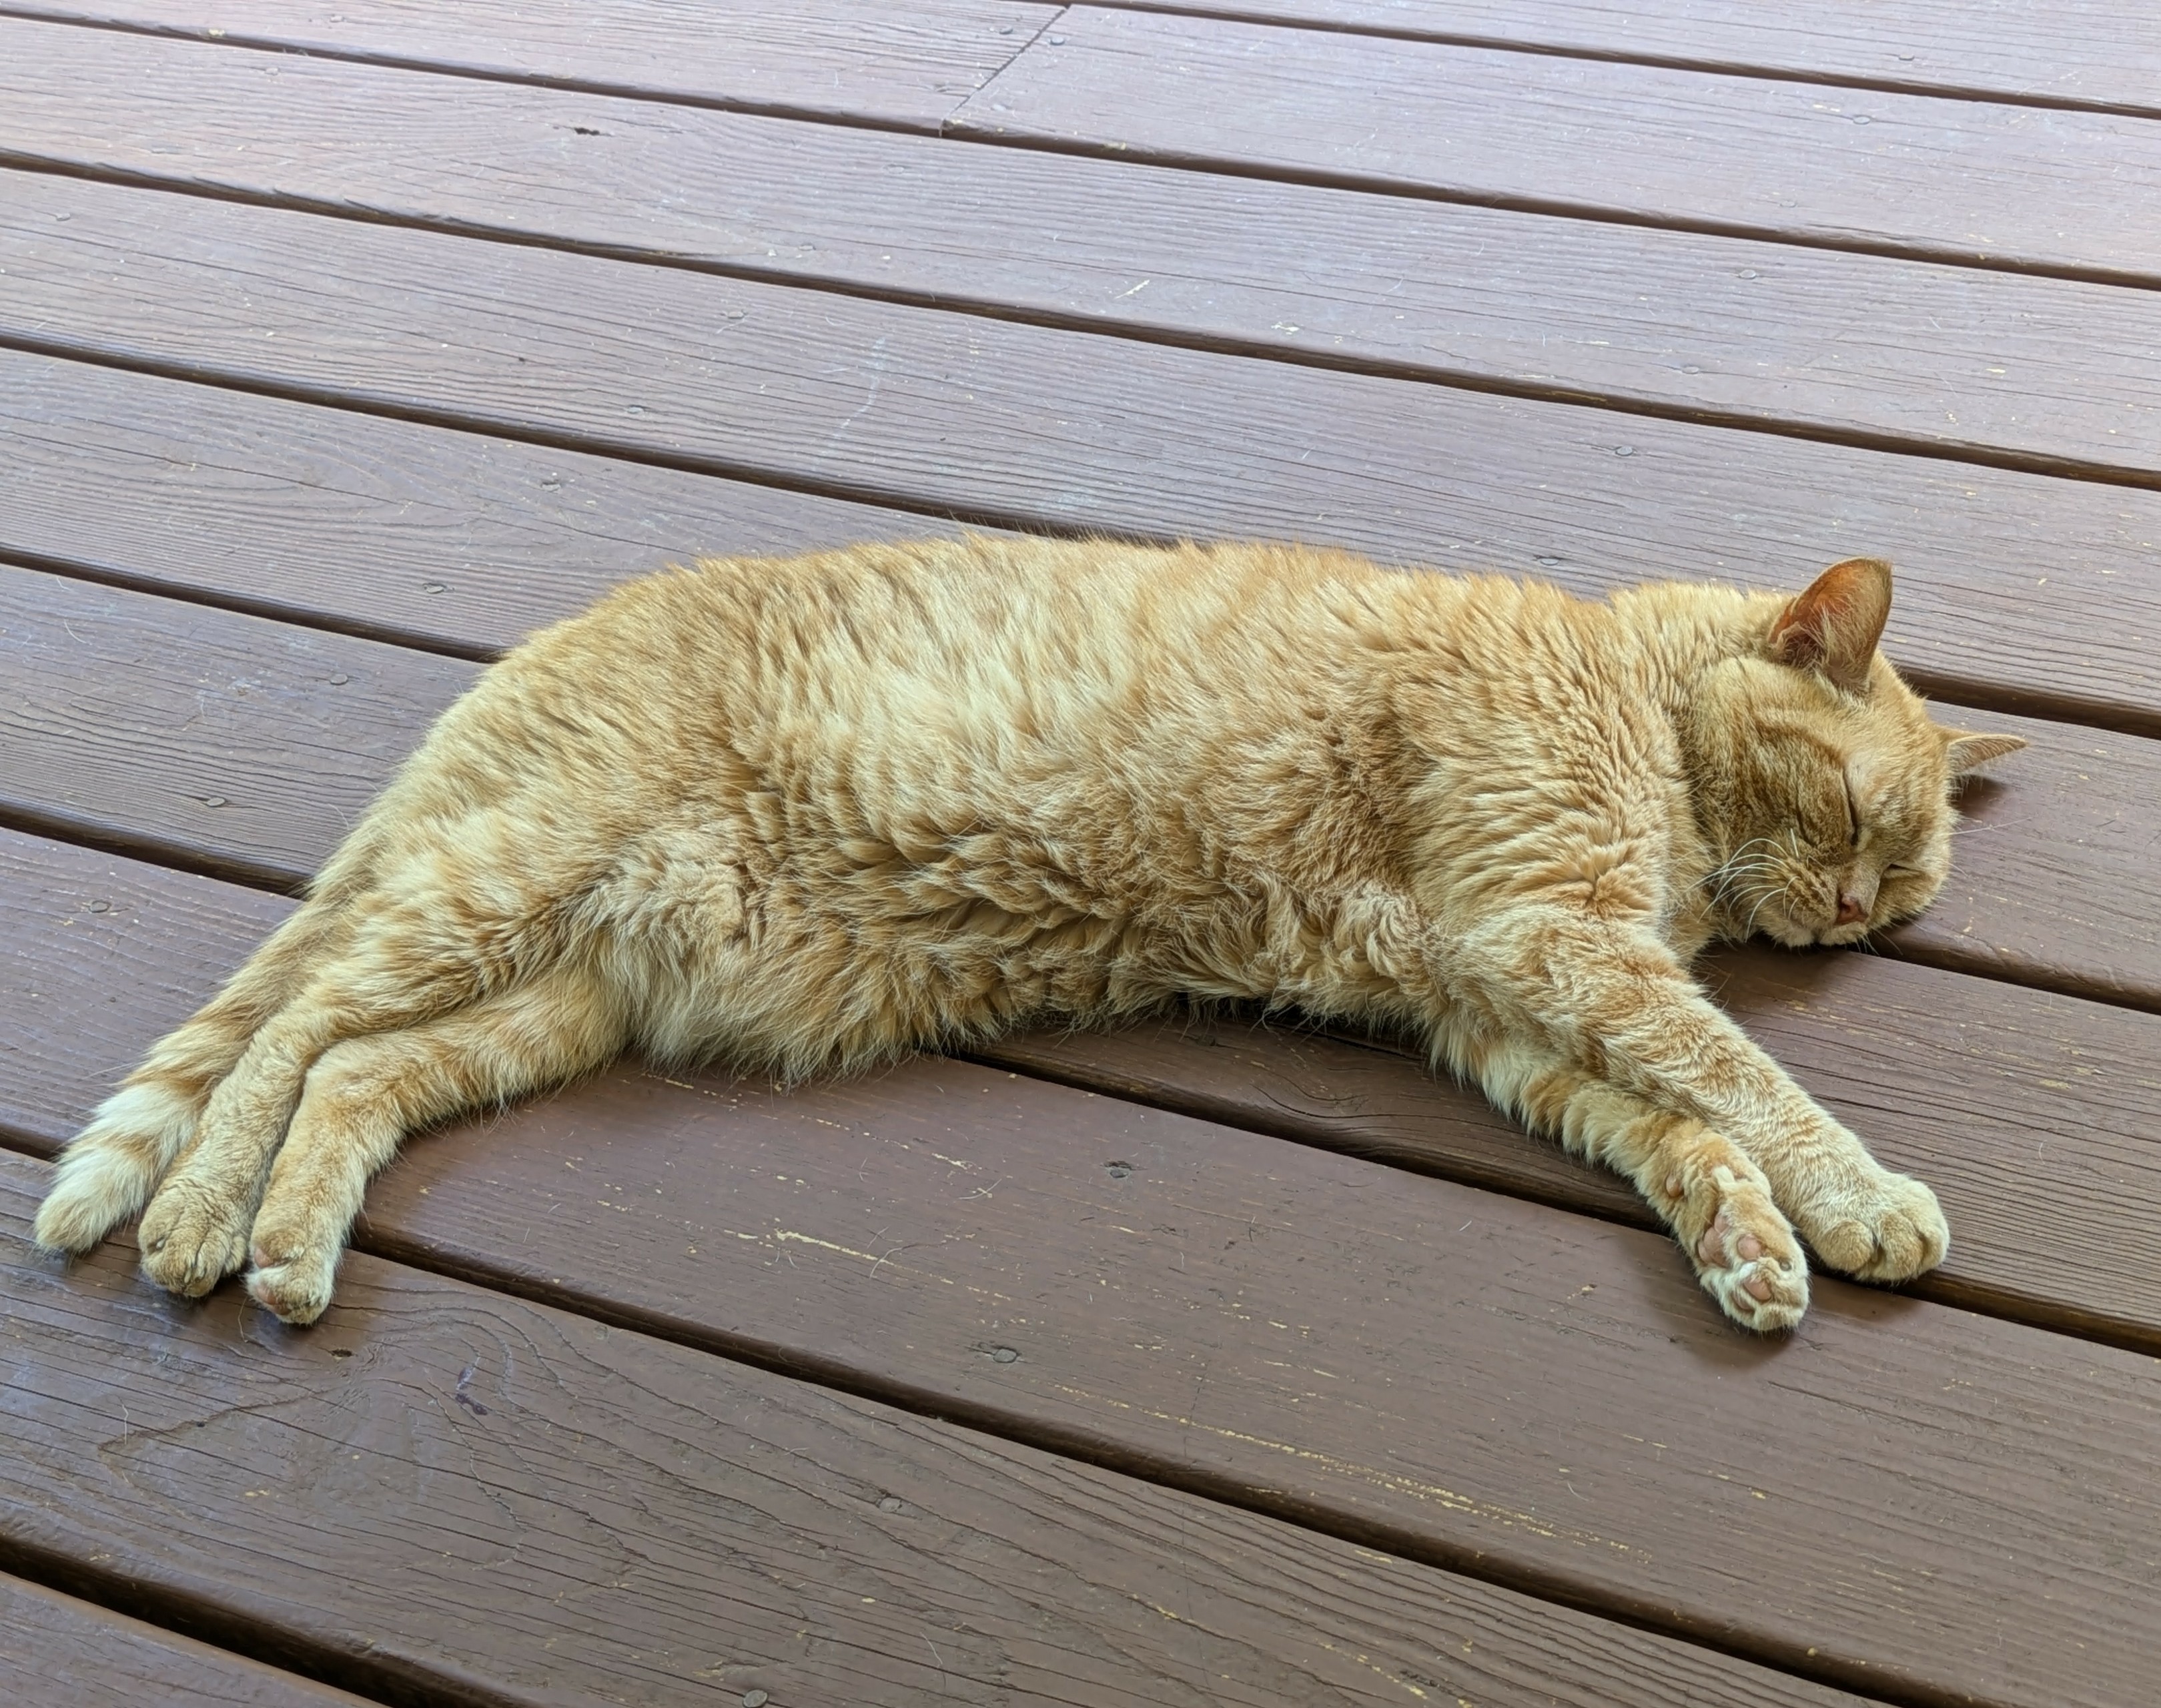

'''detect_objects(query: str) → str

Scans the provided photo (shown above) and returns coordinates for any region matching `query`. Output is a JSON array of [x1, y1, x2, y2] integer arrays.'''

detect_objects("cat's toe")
[[137, 1184, 252, 1298], [1682, 1163, 1809, 1333], [1801, 1170, 1948, 1283]]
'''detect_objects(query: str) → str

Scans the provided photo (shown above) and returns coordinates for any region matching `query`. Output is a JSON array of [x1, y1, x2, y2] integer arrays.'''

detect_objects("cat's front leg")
[[1444, 911, 1949, 1288], [1453, 1025, 1808, 1330]]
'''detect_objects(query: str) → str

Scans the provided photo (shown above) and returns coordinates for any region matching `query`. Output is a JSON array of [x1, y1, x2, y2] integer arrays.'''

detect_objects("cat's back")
[[484, 534, 1653, 822], [548, 535, 1417, 756]]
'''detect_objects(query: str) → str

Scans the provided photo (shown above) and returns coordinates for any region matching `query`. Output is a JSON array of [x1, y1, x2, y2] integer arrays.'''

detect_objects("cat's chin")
[[1759, 917, 1845, 950]]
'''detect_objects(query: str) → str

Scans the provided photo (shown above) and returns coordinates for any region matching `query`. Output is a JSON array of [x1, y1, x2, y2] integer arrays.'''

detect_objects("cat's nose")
[[1835, 893, 1867, 926]]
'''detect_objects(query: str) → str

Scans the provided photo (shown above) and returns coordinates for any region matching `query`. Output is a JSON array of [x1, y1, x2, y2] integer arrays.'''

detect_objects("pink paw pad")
[[1697, 1207, 1772, 1302]]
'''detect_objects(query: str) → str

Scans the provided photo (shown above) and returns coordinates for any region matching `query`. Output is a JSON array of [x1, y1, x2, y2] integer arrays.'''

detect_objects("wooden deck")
[[1, 3, 2157, 1703]]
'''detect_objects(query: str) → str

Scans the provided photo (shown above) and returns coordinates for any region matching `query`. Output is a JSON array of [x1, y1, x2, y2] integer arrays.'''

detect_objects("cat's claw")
[[1796, 1167, 1948, 1283], [1675, 1160, 1809, 1332]]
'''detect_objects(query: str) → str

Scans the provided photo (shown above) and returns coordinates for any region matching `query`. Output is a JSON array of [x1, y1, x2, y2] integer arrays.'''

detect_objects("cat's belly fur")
[[604, 806, 1438, 1074]]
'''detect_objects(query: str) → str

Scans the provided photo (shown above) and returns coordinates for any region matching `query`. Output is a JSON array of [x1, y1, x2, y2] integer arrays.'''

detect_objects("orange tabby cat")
[[34, 538, 2022, 1330]]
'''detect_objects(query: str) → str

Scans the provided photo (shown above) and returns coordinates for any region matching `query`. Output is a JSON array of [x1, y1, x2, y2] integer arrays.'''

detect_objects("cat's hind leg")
[[130, 835, 610, 1298], [1461, 1029, 1810, 1331], [244, 961, 624, 1323], [33, 896, 354, 1258]]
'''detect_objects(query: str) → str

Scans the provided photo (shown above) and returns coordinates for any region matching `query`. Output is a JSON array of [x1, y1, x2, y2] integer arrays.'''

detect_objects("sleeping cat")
[[33, 538, 2022, 1331]]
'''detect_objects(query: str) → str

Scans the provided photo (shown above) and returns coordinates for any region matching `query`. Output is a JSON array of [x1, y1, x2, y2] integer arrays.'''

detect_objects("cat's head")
[[1694, 558, 2024, 948]]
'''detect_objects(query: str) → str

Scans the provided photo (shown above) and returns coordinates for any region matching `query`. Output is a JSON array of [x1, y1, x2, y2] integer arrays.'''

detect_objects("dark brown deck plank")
[[0, 0, 1055, 130], [0, 1571, 372, 1707], [0, 564, 474, 890], [0, 1152, 1878, 1708], [1053, 0, 2161, 117], [11, 1002, 2156, 1705], [950, 7, 2161, 286], [0, 353, 965, 658], [5, 195, 2161, 738], [10, 719, 2161, 1356], [7, 19, 2161, 490], [7, 563, 2154, 1009]]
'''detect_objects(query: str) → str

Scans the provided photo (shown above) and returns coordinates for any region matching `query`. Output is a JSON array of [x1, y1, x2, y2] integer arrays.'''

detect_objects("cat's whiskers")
[[1741, 884, 1786, 939], [1707, 833, 1805, 943], [1727, 831, 1811, 941], [1707, 837, 1785, 915]]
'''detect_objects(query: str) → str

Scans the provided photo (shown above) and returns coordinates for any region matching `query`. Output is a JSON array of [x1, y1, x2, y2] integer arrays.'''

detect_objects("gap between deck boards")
[[3, 28, 2161, 499], [0, 1146, 1905, 1708], [5, 196, 2161, 739], [973, 0, 2161, 121], [0, 0, 1064, 135], [26, 1, 2152, 290]]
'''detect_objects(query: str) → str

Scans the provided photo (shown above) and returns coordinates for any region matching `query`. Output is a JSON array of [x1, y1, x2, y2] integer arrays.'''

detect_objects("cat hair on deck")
[[34, 537, 2024, 1332]]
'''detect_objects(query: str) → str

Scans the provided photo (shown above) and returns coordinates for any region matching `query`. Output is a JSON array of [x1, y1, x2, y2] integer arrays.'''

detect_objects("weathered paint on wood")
[[0, 1571, 374, 1707], [1, 0, 1055, 129], [1043, 0, 2161, 117], [5, 176, 2156, 735]]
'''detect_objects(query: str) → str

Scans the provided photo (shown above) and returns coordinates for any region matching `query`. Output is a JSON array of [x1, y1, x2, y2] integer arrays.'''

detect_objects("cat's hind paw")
[[1670, 1157, 1809, 1333], [244, 1220, 340, 1326], [137, 1181, 254, 1299]]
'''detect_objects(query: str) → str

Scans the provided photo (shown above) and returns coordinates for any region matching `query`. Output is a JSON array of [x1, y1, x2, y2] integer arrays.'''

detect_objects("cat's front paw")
[[1796, 1167, 1948, 1283], [1667, 1150, 1809, 1332]]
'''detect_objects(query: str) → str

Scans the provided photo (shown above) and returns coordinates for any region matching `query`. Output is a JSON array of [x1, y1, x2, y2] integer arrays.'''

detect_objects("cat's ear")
[[1767, 557, 1893, 693], [1940, 728, 2029, 775]]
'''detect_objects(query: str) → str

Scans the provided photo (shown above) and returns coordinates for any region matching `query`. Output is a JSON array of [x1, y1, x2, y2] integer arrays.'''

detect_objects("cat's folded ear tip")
[[1941, 729, 2028, 776]]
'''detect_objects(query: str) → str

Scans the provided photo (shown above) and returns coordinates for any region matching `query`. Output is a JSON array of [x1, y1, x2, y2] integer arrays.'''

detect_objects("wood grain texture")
[[1051, 0, 2161, 117], [951, 7, 2161, 286], [0, 1571, 372, 1707], [0, 564, 476, 889], [0, 831, 293, 1146], [0, 1154, 1877, 1708], [5, 189, 2161, 738], [6, 564, 2154, 1009], [6, 18, 2161, 488], [0, 354, 966, 658], [11, 819, 2161, 1354], [0, 0, 1056, 129]]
